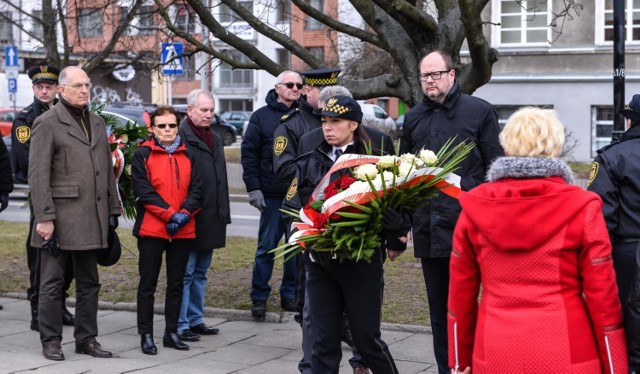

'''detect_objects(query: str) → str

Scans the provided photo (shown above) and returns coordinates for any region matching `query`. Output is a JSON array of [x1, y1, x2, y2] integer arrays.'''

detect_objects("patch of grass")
[[224, 147, 241, 163], [0, 221, 429, 326], [568, 161, 592, 179]]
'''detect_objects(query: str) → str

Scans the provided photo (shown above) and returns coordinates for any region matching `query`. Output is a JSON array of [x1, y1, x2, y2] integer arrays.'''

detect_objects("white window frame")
[[491, 0, 552, 47], [591, 106, 615, 157], [595, 0, 640, 45]]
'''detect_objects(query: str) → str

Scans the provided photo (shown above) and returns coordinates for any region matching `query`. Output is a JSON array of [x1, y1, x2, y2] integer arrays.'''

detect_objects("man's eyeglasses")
[[278, 82, 303, 89], [419, 70, 451, 81], [155, 123, 178, 129], [63, 83, 92, 89]]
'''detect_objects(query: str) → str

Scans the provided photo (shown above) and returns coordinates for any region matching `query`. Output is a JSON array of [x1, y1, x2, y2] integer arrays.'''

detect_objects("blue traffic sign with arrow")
[[4, 46, 18, 67]]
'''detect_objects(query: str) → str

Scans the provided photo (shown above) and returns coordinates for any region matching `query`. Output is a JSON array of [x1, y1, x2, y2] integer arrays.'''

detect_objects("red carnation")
[[324, 183, 339, 199], [313, 213, 328, 228], [339, 175, 356, 190]]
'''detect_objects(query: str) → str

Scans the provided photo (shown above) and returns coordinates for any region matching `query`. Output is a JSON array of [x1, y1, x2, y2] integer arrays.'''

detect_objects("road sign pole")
[[168, 75, 173, 106]]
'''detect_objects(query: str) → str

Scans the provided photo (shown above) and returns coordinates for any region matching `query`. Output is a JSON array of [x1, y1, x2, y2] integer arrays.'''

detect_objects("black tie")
[[334, 148, 343, 161]]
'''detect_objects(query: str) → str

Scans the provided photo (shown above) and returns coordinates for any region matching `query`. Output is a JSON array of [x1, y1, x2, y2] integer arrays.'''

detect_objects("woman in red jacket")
[[132, 106, 202, 355], [448, 107, 627, 373]]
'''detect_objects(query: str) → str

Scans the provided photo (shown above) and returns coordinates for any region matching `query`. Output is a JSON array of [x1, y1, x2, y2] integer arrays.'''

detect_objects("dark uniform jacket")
[[0, 137, 13, 194], [273, 98, 320, 183], [399, 81, 503, 258], [587, 125, 640, 244], [241, 89, 298, 197], [131, 138, 202, 240], [179, 120, 231, 250], [11, 98, 58, 184]]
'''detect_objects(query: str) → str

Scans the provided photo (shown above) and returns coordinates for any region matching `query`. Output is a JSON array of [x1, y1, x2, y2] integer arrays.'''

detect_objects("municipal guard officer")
[[11, 65, 75, 331], [273, 68, 341, 183], [587, 94, 640, 371]]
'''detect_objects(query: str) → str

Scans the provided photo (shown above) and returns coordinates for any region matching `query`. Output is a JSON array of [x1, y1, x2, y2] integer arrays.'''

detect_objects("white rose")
[[400, 153, 416, 165], [419, 149, 438, 166], [398, 162, 414, 177], [346, 180, 372, 193], [354, 164, 379, 181], [378, 155, 397, 170]]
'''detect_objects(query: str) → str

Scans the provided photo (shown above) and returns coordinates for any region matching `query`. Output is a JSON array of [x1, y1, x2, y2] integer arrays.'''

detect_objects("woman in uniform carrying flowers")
[[281, 95, 472, 374]]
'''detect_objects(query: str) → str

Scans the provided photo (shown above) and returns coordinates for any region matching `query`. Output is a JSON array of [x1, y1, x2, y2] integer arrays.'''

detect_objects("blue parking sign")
[[8, 78, 17, 93]]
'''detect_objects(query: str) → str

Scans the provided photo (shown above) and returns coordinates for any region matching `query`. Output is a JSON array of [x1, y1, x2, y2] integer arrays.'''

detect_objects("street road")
[[1, 193, 260, 239]]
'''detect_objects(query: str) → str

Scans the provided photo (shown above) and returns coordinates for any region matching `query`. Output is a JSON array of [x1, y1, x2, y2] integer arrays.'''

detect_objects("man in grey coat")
[[29, 66, 121, 361]]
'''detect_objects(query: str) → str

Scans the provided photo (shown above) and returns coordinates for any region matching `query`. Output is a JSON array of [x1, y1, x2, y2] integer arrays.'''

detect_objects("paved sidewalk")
[[0, 295, 438, 373]]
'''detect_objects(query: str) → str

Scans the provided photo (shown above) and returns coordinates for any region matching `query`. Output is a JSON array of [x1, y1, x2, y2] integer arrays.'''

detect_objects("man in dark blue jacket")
[[241, 70, 301, 319], [399, 51, 503, 374]]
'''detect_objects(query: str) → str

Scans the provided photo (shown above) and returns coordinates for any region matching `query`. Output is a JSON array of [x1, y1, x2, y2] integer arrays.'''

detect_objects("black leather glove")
[[381, 207, 412, 236], [0, 193, 8, 213], [108, 215, 119, 230], [169, 212, 190, 227], [42, 233, 61, 257], [308, 248, 333, 266], [166, 222, 180, 236]]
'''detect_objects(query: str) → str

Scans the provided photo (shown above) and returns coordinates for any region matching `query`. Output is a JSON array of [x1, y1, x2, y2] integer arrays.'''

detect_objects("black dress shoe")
[[281, 298, 297, 312], [251, 300, 266, 319], [163, 332, 189, 350], [140, 333, 157, 355], [177, 329, 200, 342], [190, 323, 219, 335], [42, 341, 65, 361], [62, 308, 75, 326], [75, 340, 113, 358]]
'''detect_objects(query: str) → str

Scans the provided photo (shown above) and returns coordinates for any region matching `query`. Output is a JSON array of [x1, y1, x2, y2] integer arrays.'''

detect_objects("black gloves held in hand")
[[169, 212, 190, 226], [381, 207, 412, 236], [42, 233, 61, 257], [109, 215, 119, 230]]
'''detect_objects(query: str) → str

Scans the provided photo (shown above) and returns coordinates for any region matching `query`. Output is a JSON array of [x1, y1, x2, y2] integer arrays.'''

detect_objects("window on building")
[[276, 48, 291, 69], [220, 1, 253, 23], [497, 0, 550, 45], [591, 106, 614, 157], [136, 5, 155, 35], [78, 8, 103, 38], [31, 10, 43, 39], [176, 6, 197, 33], [220, 51, 253, 87], [0, 12, 13, 44], [600, 0, 640, 43], [219, 99, 253, 112], [308, 47, 324, 63], [276, 0, 291, 23], [494, 104, 554, 130], [305, 0, 324, 30]]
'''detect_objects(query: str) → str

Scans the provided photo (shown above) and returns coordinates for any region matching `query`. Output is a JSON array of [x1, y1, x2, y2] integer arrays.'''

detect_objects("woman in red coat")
[[448, 107, 627, 373], [132, 106, 202, 355]]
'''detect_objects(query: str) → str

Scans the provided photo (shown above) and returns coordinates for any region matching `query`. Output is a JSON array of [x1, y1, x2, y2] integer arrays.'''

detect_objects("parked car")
[[101, 103, 153, 130], [174, 105, 238, 146], [395, 114, 405, 137], [0, 108, 21, 137], [220, 111, 252, 136], [360, 103, 397, 140]]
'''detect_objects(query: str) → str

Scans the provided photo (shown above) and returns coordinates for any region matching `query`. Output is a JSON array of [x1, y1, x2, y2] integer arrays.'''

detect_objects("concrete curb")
[[0, 291, 431, 334]]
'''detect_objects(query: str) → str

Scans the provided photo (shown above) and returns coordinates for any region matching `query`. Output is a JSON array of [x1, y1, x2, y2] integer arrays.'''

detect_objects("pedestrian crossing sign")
[[161, 42, 184, 75]]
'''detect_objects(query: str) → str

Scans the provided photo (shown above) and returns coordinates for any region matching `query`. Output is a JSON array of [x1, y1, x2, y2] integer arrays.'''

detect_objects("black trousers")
[[39, 249, 100, 345], [27, 213, 74, 314], [305, 249, 398, 374], [420, 257, 450, 374], [137, 237, 191, 335]]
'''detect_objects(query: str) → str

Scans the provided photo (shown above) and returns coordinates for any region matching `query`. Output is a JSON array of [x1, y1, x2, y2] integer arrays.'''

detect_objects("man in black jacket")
[[588, 94, 640, 371], [11, 65, 75, 331], [176, 89, 231, 342], [399, 51, 503, 374], [242, 71, 301, 319]]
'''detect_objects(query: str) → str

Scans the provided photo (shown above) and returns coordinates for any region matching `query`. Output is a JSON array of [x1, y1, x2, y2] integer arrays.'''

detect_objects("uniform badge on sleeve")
[[274, 136, 288, 156], [16, 126, 31, 143], [285, 178, 298, 201], [587, 161, 599, 187]]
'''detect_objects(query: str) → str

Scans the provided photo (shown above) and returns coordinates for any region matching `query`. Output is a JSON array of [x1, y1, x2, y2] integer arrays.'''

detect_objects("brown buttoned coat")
[[28, 102, 121, 250]]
